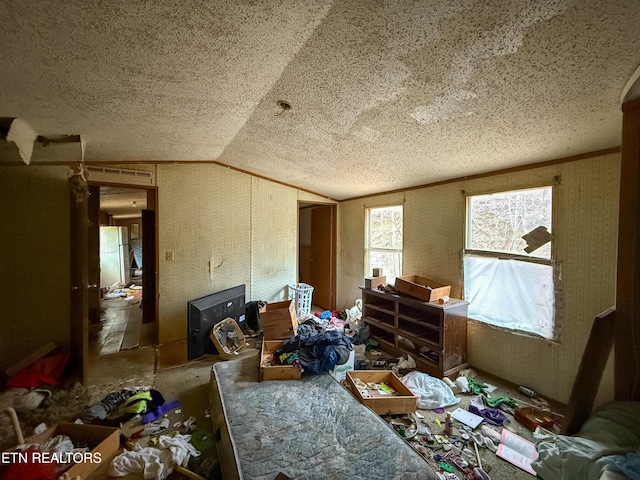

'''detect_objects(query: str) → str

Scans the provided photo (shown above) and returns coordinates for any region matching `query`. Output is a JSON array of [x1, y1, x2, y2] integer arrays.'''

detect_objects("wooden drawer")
[[260, 340, 302, 381]]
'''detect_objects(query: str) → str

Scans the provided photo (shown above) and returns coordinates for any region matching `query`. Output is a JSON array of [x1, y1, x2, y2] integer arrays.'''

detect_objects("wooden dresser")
[[361, 287, 468, 378]]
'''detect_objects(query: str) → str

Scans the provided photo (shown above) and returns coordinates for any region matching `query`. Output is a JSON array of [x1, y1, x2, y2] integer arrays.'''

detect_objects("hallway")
[[90, 285, 154, 357]]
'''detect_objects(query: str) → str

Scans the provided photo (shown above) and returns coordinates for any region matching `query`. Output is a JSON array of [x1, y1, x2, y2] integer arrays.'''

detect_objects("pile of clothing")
[[267, 323, 353, 375], [81, 388, 169, 425]]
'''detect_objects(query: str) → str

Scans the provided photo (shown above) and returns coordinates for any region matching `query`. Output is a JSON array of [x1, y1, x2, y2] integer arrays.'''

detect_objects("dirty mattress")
[[210, 354, 436, 480]]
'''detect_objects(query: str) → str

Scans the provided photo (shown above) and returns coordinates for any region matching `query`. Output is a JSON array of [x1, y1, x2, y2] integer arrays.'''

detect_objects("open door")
[[142, 204, 157, 329], [82, 182, 158, 362], [298, 203, 336, 310], [69, 168, 90, 383]]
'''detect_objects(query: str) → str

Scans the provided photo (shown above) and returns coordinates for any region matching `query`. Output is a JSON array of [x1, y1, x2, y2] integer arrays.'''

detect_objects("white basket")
[[289, 283, 314, 318]]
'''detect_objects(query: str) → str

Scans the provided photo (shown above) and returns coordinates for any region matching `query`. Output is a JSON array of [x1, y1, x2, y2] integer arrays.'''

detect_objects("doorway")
[[88, 183, 158, 358], [298, 202, 336, 310]]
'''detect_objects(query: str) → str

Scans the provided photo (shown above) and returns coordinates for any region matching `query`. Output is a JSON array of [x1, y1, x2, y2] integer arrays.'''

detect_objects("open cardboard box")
[[260, 301, 298, 341], [19, 422, 120, 480]]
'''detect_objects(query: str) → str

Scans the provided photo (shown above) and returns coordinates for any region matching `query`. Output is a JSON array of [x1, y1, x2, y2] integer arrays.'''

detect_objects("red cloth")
[[7, 352, 70, 389], [0, 448, 57, 480]]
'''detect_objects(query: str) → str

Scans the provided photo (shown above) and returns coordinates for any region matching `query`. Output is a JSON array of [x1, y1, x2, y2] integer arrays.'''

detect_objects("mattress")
[[209, 353, 437, 480]]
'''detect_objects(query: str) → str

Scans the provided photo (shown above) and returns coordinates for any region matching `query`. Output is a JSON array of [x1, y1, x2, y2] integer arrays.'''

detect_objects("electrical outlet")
[[165, 251, 175, 261]]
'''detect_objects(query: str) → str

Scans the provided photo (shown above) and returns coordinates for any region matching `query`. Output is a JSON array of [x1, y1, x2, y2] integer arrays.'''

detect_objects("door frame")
[[297, 201, 337, 310], [91, 180, 159, 327], [72, 179, 159, 379], [69, 169, 90, 383]]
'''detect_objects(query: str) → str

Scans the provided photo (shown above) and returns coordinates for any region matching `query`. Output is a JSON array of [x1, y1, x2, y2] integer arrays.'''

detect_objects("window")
[[463, 186, 555, 338], [365, 206, 403, 284]]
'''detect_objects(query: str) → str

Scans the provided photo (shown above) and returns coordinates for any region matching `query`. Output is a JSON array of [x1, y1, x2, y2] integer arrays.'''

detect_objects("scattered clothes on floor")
[[277, 351, 299, 365], [109, 433, 200, 479], [7, 353, 70, 389], [2, 434, 92, 479], [264, 327, 353, 375], [141, 399, 181, 424], [468, 395, 508, 427], [81, 388, 141, 422], [81, 387, 166, 425], [130, 418, 171, 439], [281, 329, 352, 375], [467, 378, 489, 396], [118, 390, 164, 417], [0, 387, 52, 413]]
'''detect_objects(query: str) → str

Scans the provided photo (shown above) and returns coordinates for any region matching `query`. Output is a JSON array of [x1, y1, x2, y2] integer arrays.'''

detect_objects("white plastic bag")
[[346, 299, 363, 330], [401, 371, 460, 410]]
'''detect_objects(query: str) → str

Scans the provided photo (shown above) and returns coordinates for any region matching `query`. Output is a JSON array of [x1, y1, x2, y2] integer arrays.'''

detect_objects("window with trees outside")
[[365, 206, 403, 285], [463, 186, 555, 339]]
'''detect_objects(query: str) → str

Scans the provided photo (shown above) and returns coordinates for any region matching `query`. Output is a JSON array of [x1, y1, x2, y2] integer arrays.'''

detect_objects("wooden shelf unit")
[[361, 287, 469, 378]]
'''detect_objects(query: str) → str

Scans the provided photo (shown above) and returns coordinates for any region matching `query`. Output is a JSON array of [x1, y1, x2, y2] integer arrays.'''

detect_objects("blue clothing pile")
[[278, 323, 352, 375]]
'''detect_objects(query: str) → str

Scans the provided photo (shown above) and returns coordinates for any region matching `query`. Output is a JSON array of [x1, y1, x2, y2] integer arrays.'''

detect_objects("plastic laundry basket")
[[289, 283, 314, 318]]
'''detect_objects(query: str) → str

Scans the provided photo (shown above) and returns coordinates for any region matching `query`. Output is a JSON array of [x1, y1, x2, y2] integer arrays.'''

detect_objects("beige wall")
[[156, 164, 331, 343], [337, 152, 620, 405], [0, 165, 71, 371], [0, 162, 332, 371], [2, 156, 618, 405]]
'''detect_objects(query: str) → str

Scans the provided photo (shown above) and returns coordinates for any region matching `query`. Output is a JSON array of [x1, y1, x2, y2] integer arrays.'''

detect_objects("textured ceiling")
[[100, 186, 148, 219], [1, 0, 639, 200]]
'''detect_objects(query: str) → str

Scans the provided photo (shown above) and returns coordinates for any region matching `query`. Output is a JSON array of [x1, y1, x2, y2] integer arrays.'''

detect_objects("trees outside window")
[[365, 206, 403, 284]]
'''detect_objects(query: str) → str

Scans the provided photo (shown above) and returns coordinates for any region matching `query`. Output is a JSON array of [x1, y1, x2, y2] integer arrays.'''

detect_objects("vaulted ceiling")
[[1, 0, 639, 200]]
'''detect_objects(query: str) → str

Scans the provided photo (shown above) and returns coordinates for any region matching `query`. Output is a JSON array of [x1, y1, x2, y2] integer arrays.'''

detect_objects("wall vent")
[[86, 165, 155, 186]]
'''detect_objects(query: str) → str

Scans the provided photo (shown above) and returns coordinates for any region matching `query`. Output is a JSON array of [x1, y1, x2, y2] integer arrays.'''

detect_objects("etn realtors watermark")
[[1, 450, 102, 464]]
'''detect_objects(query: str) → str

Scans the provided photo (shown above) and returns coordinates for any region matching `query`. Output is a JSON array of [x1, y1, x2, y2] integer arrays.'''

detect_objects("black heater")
[[187, 284, 246, 360]]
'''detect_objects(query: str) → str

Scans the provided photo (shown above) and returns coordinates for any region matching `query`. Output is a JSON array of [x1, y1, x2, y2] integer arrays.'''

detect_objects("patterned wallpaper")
[[338, 152, 620, 404], [157, 164, 332, 343]]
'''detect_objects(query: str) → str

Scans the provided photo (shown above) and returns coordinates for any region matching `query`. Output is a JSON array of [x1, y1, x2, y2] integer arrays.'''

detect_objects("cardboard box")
[[346, 370, 418, 415], [260, 340, 302, 381], [22, 422, 120, 480], [395, 275, 451, 302], [210, 318, 246, 359], [364, 275, 386, 290], [260, 301, 298, 340], [328, 350, 355, 382]]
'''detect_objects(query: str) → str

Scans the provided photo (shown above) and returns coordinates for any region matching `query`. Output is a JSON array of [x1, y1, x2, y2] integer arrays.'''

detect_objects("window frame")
[[364, 205, 404, 282], [463, 183, 558, 339]]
